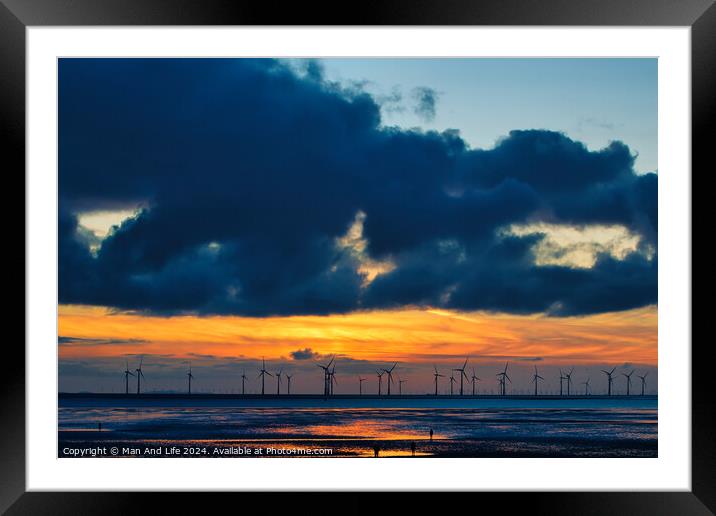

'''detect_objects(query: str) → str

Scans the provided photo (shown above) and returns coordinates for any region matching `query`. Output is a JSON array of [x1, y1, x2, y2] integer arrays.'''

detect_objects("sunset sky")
[[58, 58, 657, 394]]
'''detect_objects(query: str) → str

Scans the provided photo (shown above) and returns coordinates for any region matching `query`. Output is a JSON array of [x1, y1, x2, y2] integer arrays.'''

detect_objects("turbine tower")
[[275, 369, 283, 395], [240, 370, 247, 395], [123, 360, 135, 395], [433, 365, 445, 396], [398, 376, 406, 395], [382, 363, 397, 395], [376, 370, 384, 395], [187, 363, 194, 395], [470, 368, 481, 395], [496, 362, 511, 396], [358, 376, 366, 395], [637, 371, 649, 396], [135, 357, 145, 395], [286, 373, 293, 395], [471, 367, 481, 396], [328, 365, 337, 395], [564, 367, 574, 396], [582, 377, 591, 396], [317, 356, 335, 396], [258, 358, 273, 395], [449, 373, 456, 395], [602, 367, 616, 396], [622, 369, 635, 395], [532, 366, 544, 396], [452, 358, 469, 396], [559, 369, 565, 396]]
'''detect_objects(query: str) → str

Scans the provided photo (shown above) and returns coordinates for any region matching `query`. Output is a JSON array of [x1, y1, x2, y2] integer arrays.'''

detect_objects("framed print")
[[4, 0, 712, 512]]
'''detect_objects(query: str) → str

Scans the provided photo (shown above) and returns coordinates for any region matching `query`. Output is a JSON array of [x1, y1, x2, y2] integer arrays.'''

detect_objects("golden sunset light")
[[59, 304, 657, 366]]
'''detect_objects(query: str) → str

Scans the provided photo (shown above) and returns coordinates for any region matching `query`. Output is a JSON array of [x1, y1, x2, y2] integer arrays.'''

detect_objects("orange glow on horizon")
[[58, 304, 657, 367]]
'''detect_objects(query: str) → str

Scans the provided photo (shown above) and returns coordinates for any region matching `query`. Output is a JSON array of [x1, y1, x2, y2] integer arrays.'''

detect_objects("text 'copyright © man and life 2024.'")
[[60, 446, 334, 457]]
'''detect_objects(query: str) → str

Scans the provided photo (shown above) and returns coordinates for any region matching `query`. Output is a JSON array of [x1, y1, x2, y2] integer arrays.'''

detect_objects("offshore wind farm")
[[59, 356, 657, 458]]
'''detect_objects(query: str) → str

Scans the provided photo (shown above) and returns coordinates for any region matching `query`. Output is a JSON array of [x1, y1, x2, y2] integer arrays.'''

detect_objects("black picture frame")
[[3, 0, 710, 512]]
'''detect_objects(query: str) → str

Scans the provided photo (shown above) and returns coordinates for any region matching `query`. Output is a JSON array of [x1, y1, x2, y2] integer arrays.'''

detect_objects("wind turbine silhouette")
[[275, 369, 283, 395], [240, 370, 248, 395], [532, 366, 544, 396], [433, 365, 445, 396], [637, 372, 649, 395], [452, 358, 469, 395], [376, 370, 384, 395], [496, 362, 511, 396], [398, 375, 406, 395], [622, 370, 635, 395], [449, 373, 456, 395], [582, 377, 591, 395], [559, 369, 565, 396], [123, 359, 135, 395], [285, 373, 293, 395], [258, 358, 273, 395], [358, 376, 366, 395], [135, 357, 145, 395], [328, 365, 337, 395], [187, 362, 194, 395], [564, 367, 574, 396], [382, 363, 397, 395], [317, 356, 335, 396], [470, 368, 481, 395], [602, 367, 616, 396]]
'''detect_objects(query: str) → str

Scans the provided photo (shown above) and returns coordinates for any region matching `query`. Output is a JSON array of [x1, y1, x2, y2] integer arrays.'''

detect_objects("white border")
[[27, 27, 690, 491]]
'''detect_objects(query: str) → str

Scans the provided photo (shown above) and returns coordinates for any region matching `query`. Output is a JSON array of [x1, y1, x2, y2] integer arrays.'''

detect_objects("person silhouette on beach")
[[429, 428, 433, 441], [373, 445, 380, 457], [410, 441, 416, 456]]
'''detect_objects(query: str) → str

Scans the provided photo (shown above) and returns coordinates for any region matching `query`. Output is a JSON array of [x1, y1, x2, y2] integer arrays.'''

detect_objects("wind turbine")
[[275, 369, 283, 395], [358, 376, 366, 395], [622, 369, 635, 395], [240, 370, 248, 395], [602, 367, 616, 396], [286, 373, 293, 395], [470, 368, 481, 395], [382, 363, 397, 395], [317, 356, 335, 396], [637, 371, 649, 396], [135, 357, 145, 395], [532, 366, 544, 396], [564, 367, 574, 396], [559, 369, 565, 396], [376, 370, 384, 395], [123, 359, 135, 395], [449, 373, 456, 395], [452, 358, 469, 395], [398, 376, 407, 395], [187, 363, 194, 395], [582, 377, 591, 396], [496, 362, 511, 396], [433, 365, 445, 396], [329, 365, 337, 395], [258, 358, 273, 395]]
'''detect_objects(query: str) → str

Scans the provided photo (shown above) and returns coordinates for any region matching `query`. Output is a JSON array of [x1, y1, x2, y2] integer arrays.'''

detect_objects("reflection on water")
[[59, 403, 657, 458]]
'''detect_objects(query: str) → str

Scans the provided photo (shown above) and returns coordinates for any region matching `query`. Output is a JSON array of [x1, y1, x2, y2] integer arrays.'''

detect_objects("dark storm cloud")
[[59, 336, 144, 347], [290, 348, 321, 360], [412, 86, 439, 122], [59, 58, 656, 317]]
